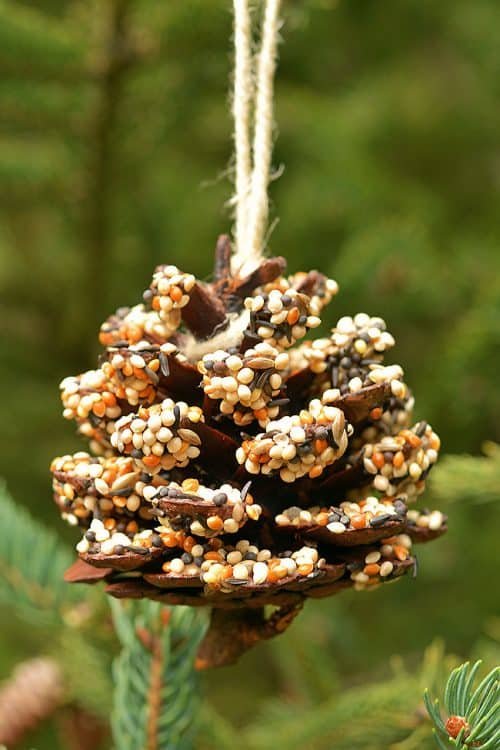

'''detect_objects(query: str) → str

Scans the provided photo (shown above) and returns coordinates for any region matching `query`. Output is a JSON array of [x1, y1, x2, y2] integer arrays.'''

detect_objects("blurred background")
[[0, 0, 499, 748]]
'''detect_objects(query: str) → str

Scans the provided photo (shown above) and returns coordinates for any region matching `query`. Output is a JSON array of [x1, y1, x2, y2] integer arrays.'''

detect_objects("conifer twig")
[[110, 600, 208, 750], [424, 661, 500, 749], [0, 482, 78, 623]]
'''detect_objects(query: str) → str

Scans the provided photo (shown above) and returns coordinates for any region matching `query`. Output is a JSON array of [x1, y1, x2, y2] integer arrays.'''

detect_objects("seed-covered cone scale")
[[53, 235, 447, 666]]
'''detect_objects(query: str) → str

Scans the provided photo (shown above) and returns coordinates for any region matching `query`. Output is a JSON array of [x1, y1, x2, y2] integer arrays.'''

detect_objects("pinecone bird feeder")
[[53, 0, 447, 668]]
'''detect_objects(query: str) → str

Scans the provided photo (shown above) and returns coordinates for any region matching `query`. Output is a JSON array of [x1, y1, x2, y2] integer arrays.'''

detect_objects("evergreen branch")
[[198, 705, 245, 750], [53, 629, 113, 720], [425, 661, 500, 749], [0, 482, 79, 624], [468, 668, 499, 715], [110, 600, 208, 750], [432, 729, 453, 750], [0, 138, 73, 191], [245, 672, 425, 750], [424, 695, 446, 735], [207, 642, 448, 750], [0, 80, 86, 133], [462, 662, 481, 714], [444, 662, 462, 715], [429, 444, 500, 506], [267, 618, 341, 703], [0, 0, 86, 76], [391, 724, 436, 750]]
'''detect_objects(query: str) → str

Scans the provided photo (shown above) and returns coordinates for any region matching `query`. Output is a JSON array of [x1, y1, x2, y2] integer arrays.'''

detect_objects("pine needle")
[[0, 482, 79, 625], [110, 600, 208, 750]]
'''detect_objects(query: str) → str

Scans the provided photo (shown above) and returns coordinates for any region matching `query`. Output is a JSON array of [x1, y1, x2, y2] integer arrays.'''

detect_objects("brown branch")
[[134, 612, 172, 750], [145, 635, 164, 750], [57, 707, 109, 750], [83, 0, 134, 355], [1, 560, 58, 610]]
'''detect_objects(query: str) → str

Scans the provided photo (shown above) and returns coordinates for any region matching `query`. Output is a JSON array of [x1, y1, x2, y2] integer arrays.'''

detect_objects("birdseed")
[[199, 342, 289, 426], [237, 398, 351, 481], [111, 399, 204, 474]]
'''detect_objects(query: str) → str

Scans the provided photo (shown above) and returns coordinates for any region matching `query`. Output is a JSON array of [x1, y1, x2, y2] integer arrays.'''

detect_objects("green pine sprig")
[[0, 0, 85, 75], [424, 661, 500, 749], [429, 443, 500, 507], [110, 599, 208, 750], [0, 481, 80, 625]]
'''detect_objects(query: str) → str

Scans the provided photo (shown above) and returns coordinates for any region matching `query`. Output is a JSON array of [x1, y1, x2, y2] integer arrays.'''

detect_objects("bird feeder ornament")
[[53, 0, 447, 667]]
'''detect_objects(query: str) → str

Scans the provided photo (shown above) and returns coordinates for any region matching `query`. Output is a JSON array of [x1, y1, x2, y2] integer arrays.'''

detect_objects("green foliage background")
[[0, 1, 498, 748]]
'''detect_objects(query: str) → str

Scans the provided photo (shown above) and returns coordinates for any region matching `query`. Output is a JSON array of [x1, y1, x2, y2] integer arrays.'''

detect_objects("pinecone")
[[54, 236, 446, 659], [0, 658, 64, 746]]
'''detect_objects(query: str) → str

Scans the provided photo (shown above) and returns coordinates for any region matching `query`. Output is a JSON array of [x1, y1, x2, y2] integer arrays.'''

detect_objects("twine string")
[[233, 0, 253, 258], [231, 0, 282, 276]]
